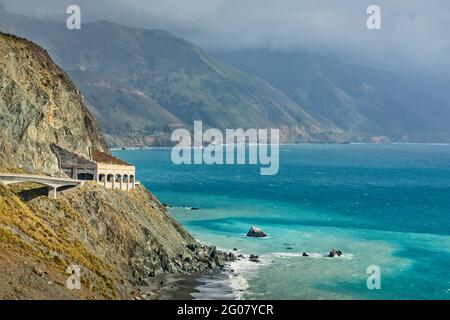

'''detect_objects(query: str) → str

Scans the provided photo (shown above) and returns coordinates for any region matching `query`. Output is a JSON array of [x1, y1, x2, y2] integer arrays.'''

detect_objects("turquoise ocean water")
[[113, 144, 450, 300]]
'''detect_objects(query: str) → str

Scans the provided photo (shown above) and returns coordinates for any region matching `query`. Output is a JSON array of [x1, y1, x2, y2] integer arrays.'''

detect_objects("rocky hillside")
[[0, 182, 225, 299], [0, 32, 227, 299], [0, 32, 107, 175], [0, 6, 334, 146]]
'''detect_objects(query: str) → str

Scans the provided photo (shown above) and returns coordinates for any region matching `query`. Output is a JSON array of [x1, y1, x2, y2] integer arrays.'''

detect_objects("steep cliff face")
[[0, 32, 225, 299], [0, 32, 108, 175]]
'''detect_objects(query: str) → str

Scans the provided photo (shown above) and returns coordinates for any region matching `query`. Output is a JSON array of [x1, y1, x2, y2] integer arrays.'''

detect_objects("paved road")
[[0, 173, 84, 199]]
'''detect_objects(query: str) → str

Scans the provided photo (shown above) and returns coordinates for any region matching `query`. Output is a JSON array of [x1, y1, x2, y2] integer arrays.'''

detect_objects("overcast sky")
[[2, 0, 449, 72]]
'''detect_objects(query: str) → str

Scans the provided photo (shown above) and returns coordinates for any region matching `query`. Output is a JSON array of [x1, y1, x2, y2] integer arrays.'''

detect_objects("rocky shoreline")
[[132, 245, 238, 300], [131, 224, 348, 300]]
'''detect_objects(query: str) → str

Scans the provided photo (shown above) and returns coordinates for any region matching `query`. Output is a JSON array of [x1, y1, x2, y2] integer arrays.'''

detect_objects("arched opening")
[[107, 174, 114, 182], [123, 174, 129, 182], [130, 175, 135, 183], [77, 173, 94, 181], [99, 174, 106, 182], [115, 174, 122, 182]]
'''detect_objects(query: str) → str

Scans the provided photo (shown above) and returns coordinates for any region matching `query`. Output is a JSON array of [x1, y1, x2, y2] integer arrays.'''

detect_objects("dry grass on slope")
[[0, 183, 120, 299]]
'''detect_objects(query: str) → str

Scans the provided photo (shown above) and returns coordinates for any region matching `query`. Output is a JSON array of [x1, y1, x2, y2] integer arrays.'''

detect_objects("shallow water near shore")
[[114, 144, 450, 300]]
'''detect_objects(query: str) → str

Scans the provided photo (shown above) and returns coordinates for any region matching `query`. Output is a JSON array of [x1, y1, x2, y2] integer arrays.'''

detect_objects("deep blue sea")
[[114, 144, 450, 300]]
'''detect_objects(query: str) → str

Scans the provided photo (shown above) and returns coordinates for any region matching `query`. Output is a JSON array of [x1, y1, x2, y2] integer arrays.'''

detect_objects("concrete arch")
[[115, 174, 122, 189], [95, 169, 137, 191]]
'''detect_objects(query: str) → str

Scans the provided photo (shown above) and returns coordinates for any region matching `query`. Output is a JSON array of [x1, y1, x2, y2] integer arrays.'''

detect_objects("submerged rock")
[[328, 249, 343, 257], [249, 255, 260, 263], [302, 252, 309, 257], [184, 206, 200, 211], [246, 227, 267, 238]]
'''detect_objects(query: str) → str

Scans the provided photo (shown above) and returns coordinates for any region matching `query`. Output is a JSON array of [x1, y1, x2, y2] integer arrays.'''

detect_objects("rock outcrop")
[[328, 249, 343, 257], [246, 227, 267, 238], [0, 32, 108, 175]]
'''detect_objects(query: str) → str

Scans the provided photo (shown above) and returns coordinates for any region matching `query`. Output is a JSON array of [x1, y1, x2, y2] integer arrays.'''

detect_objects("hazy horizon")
[[1, 0, 450, 75]]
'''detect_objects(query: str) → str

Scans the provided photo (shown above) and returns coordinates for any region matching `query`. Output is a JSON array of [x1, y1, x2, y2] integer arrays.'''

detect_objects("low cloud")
[[2, 0, 450, 70]]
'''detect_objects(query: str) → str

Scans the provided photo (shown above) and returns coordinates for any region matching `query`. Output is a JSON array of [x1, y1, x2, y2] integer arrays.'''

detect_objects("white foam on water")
[[191, 275, 235, 300], [225, 254, 272, 300], [191, 247, 274, 300], [271, 252, 354, 260], [193, 248, 356, 300]]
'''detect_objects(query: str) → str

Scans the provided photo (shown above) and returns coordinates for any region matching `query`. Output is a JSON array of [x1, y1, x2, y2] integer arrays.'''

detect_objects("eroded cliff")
[[0, 32, 108, 175], [0, 32, 225, 299]]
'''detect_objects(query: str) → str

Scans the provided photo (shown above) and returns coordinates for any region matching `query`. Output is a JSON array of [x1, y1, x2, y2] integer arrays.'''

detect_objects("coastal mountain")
[[0, 32, 226, 299], [1, 4, 449, 144], [212, 50, 450, 143], [61, 23, 327, 144], [0, 5, 332, 145]]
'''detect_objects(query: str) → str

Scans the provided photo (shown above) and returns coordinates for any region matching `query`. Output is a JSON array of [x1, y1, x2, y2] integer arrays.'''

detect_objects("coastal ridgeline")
[[0, 32, 225, 299]]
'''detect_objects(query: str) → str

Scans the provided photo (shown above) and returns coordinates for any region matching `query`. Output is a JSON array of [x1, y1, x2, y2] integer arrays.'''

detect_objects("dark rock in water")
[[162, 203, 172, 208], [286, 247, 293, 250], [302, 252, 309, 257], [184, 206, 200, 210], [246, 226, 267, 238], [328, 249, 343, 257], [233, 248, 238, 251], [224, 252, 237, 262], [249, 254, 260, 263]]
